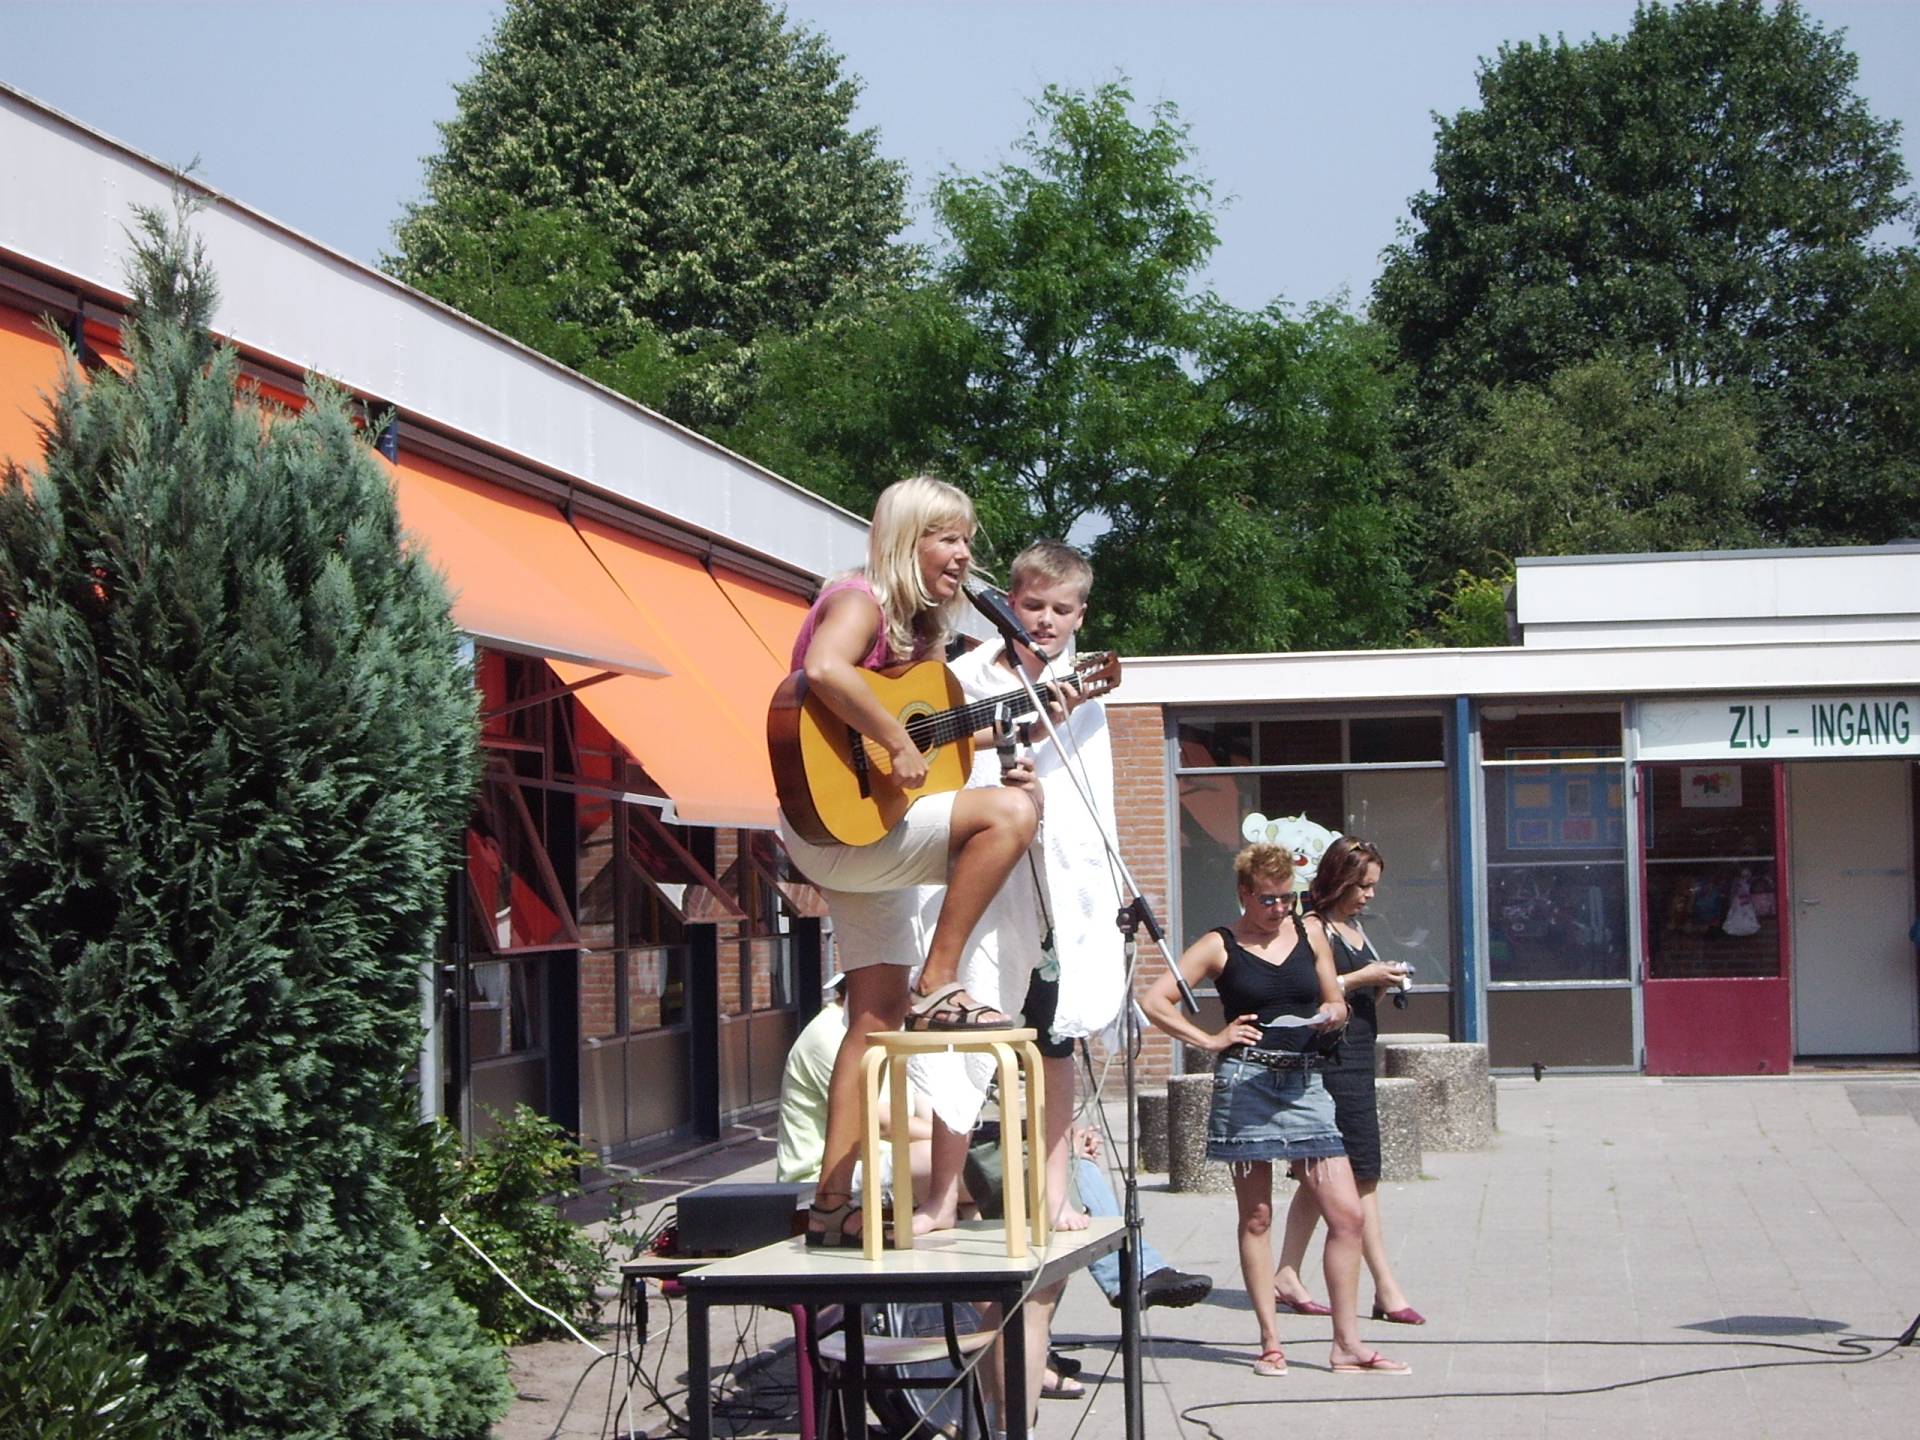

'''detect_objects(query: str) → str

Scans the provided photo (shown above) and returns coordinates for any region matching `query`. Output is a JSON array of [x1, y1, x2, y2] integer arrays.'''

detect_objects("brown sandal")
[[904, 982, 1010, 1031]]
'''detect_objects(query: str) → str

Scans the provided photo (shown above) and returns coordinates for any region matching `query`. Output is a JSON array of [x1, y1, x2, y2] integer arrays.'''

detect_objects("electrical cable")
[[440, 1214, 607, 1355], [1167, 1329, 1914, 1437]]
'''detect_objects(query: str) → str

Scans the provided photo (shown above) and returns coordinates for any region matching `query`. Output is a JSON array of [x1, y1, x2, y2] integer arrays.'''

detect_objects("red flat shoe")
[[1371, 1301, 1426, 1325], [1275, 1294, 1332, 1316]]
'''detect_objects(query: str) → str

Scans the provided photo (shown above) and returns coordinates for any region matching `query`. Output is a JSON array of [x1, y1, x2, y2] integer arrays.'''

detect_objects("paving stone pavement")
[[499, 1074, 1920, 1439]]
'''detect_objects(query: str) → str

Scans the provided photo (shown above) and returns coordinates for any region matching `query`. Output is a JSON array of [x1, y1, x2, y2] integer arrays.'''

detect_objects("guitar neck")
[[901, 684, 1042, 751]]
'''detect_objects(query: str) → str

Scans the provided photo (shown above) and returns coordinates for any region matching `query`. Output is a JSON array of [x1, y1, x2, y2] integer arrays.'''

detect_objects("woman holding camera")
[[1272, 836, 1425, 1327]]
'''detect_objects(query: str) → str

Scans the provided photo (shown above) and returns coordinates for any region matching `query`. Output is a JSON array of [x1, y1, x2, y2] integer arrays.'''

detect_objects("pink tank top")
[[789, 576, 900, 672]]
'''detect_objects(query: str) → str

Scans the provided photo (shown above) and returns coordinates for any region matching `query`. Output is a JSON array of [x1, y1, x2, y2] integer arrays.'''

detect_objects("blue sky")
[[4, 1, 1915, 313]]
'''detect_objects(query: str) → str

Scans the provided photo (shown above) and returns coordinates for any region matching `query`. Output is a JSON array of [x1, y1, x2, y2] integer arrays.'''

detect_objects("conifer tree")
[[0, 206, 508, 1438]]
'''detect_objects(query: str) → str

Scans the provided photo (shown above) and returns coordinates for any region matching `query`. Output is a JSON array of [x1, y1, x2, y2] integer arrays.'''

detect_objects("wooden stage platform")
[[668, 1215, 1124, 1440]]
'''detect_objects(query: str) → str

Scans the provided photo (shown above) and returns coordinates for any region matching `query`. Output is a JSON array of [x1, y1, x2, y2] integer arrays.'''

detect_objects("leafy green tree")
[[1435, 568, 1514, 649], [0, 208, 506, 1438], [1441, 352, 1762, 566], [733, 83, 1413, 654], [1375, 0, 1920, 553], [1089, 302, 1413, 655], [390, 0, 910, 424]]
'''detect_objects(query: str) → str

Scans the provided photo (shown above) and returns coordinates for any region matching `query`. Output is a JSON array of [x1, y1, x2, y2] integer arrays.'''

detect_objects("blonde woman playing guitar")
[[777, 476, 1073, 1248]]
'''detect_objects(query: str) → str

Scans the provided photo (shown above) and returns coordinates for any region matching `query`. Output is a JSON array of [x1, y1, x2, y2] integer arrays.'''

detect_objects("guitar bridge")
[[848, 726, 872, 800]]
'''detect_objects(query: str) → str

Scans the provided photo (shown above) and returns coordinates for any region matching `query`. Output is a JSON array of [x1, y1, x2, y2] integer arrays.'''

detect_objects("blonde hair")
[[1009, 540, 1093, 602], [1233, 842, 1297, 896], [865, 476, 976, 661]]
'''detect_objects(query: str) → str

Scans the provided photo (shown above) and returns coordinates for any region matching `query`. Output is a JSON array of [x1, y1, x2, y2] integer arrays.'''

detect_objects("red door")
[[1640, 762, 1791, 1074]]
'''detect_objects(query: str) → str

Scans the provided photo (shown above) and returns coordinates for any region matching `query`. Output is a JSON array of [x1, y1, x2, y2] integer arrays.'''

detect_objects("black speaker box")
[[674, 1181, 809, 1257]]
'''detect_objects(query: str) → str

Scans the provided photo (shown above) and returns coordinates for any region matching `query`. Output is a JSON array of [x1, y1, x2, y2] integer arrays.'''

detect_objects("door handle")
[[1797, 897, 1820, 907]]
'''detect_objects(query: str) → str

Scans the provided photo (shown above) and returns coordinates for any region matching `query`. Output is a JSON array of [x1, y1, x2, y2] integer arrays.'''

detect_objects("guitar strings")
[[855, 656, 1111, 773]]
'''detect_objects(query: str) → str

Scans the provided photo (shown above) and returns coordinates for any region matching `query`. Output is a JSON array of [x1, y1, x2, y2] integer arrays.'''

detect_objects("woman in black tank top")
[[1142, 842, 1411, 1377], [1272, 837, 1427, 1328]]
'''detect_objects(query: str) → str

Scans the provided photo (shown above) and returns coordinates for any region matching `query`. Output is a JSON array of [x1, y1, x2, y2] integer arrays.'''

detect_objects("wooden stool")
[[860, 1028, 1047, 1262]]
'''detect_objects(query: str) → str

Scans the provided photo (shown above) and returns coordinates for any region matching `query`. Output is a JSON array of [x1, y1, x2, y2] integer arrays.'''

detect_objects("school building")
[[5, 87, 1914, 1182], [1110, 545, 1920, 1079]]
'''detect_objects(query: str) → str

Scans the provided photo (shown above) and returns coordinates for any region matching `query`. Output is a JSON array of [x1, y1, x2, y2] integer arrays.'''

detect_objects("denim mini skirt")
[[1205, 1056, 1347, 1163]]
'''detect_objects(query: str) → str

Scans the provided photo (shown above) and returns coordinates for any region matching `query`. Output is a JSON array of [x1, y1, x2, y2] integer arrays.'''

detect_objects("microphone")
[[966, 582, 1040, 653]]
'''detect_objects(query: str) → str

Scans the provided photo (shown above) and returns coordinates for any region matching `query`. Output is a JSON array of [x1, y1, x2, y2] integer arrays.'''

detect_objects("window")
[[465, 759, 579, 955], [1173, 711, 1452, 987], [1482, 708, 1630, 984], [1642, 763, 1781, 980], [467, 956, 546, 1060]]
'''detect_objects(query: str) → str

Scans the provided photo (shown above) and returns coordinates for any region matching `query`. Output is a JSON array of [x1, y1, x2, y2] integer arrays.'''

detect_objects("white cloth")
[[908, 640, 1127, 1132]]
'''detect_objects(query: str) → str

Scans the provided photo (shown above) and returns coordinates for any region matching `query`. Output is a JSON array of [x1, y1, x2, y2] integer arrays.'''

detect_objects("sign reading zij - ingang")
[[1637, 695, 1919, 761]]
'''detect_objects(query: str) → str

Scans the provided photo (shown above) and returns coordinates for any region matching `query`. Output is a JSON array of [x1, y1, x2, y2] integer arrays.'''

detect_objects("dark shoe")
[[1138, 1267, 1213, 1309], [1048, 1350, 1083, 1379]]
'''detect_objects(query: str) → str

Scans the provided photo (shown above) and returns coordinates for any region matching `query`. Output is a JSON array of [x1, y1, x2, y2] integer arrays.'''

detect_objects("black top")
[[1326, 923, 1378, 1065], [1213, 923, 1324, 1055]]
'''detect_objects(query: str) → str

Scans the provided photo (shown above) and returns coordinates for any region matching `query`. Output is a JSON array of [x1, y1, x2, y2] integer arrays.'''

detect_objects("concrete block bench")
[[1373, 1076, 1423, 1182], [1137, 1088, 1170, 1173], [1167, 1072, 1234, 1194], [1382, 1042, 1494, 1151], [1373, 1031, 1449, 1075]]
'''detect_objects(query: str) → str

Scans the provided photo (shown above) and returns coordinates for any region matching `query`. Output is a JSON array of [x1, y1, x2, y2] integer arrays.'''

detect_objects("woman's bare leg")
[[1298, 1155, 1375, 1364], [1230, 1163, 1282, 1358], [914, 787, 1038, 1011], [1274, 1176, 1323, 1305], [811, 965, 909, 1231], [1044, 1055, 1084, 1230], [1357, 1180, 1412, 1312]]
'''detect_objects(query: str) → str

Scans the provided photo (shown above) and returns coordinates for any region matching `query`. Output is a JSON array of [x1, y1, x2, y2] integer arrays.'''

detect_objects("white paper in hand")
[[1259, 1007, 1334, 1029]]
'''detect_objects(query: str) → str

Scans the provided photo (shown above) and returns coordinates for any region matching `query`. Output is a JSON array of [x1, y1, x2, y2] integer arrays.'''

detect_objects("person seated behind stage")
[[1141, 842, 1409, 1378], [1272, 836, 1425, 1327], [775, 971, 936, 1196], [776, 476, 1041, 1249]]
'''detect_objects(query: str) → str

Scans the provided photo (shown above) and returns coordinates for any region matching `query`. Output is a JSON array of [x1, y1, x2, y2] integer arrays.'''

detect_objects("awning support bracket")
[[484, 670, 618, 722]]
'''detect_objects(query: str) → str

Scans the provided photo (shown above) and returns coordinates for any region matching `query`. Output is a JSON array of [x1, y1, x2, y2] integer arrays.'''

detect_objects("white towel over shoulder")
[[908, 641, 1127, 1133]]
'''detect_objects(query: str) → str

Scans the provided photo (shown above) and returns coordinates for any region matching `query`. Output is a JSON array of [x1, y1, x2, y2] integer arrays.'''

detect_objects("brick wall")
[[1105, 701, 1179, 1087]]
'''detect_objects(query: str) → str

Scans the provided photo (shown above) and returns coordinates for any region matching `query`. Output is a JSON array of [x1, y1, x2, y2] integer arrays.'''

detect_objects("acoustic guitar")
[[768, 651, 1121, 847]]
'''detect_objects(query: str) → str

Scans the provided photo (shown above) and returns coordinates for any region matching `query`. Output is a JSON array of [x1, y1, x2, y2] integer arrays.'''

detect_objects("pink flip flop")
[[1332, 1352, 1411, 1375], [1252, 1349, 1289, 1377]]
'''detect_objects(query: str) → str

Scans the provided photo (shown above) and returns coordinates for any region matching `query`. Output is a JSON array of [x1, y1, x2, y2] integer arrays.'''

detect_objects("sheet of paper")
[[1259, 1008, 1333, 1029]]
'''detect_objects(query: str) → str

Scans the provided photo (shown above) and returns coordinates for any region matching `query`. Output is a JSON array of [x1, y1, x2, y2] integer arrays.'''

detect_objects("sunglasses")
[[1253, 893, 1293, 909]]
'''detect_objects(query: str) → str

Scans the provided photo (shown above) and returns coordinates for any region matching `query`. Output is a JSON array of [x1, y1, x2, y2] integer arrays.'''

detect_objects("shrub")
[[0, 1274, 159, 1440], [0, 205, 510, 1436], [401, 1105, 612, 1346]]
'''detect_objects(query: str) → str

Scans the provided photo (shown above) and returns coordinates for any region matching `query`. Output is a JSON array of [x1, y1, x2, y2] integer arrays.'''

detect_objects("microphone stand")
[[987, 626, 1197, 1440]]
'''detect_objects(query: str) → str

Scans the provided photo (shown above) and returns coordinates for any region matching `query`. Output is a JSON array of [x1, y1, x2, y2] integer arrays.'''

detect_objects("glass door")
[[1640, 762, 1789, 1074]]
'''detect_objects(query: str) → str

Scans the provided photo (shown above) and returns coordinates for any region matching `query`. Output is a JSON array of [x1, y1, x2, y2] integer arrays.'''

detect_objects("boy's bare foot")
[[1051, 1204, 1090, 1232], [911, 1201, 960, 1236]]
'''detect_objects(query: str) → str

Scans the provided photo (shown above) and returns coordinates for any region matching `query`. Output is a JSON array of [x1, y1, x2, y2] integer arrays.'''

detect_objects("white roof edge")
[[1517, 542, 1920, 568], [1108, 635, 1920, 706], [0, 82, 868, 581]]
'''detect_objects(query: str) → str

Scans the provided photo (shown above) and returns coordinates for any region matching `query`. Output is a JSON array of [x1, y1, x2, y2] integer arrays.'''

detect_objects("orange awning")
[[0, 304, 70, 475], [549, 519, 791, 828], [712, 563, 811, 669], [386, 453, 667, 678]]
